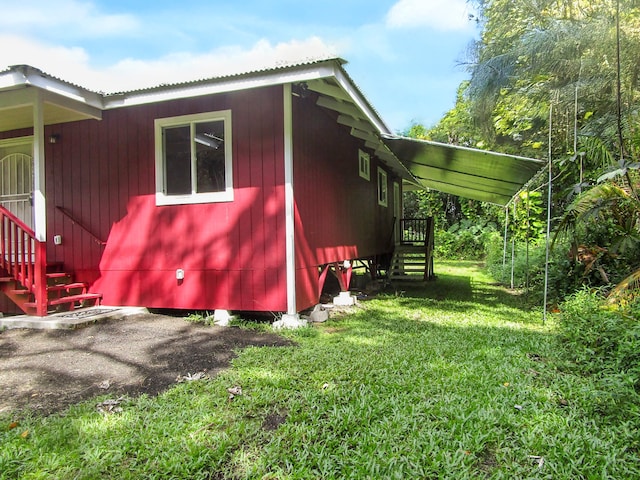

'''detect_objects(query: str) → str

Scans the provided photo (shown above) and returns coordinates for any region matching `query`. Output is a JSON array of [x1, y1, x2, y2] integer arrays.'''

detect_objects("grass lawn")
[[2, 261, 638, 479]]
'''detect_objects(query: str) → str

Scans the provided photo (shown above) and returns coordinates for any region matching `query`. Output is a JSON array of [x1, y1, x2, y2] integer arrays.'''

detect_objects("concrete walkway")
[[0, 306, 149, 330]]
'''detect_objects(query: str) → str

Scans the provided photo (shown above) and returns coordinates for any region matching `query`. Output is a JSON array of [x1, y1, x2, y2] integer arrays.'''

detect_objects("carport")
[[382, 135, 545, 206], [383, 135, 551, 320]]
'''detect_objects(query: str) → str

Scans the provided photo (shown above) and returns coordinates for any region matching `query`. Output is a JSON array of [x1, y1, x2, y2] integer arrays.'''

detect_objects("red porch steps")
[[0, 265, 102, 316]]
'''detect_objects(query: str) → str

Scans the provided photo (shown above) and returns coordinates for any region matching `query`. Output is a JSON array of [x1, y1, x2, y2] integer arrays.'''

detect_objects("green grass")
[[2, 260, 639, 479]]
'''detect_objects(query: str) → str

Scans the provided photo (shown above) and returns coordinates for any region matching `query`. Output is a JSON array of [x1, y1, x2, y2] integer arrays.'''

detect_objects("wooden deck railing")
[[401, 217, 434, 279], [0, 206, 47, 316], [401, 218, 430, 244]]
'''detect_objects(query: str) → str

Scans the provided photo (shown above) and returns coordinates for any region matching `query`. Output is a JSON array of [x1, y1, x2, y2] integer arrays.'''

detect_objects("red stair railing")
[[0, 206, 47, 316]]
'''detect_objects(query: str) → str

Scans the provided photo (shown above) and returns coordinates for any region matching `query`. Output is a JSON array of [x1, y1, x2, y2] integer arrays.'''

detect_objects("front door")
[[0, 149, 34, 230]]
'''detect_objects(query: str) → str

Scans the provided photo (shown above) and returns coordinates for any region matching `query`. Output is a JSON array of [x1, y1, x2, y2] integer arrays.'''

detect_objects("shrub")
[[555, 289, 640, 417], [434, 222, 497, 260], [484, 233, 586, 305]]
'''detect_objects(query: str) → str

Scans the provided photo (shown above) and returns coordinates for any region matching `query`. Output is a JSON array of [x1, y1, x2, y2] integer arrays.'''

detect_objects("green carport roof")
[[383, 136, 546, 206]]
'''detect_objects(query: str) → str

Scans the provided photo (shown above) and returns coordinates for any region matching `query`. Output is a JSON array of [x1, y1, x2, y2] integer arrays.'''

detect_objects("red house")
[[0, 59, 419, 325], [0, 58, 543, 325]]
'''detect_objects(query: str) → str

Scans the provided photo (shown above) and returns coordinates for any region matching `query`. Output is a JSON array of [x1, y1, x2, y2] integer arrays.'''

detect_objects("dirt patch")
[[0, 313, 292, 416]]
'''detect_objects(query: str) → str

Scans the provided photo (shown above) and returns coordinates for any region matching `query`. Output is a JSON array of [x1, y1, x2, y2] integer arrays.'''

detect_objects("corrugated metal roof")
[[2, 57, 347, 97], [104, 56, 347, 96], [3, 64, 103, 94], [383, 136, 546, 206], [1, 59, 545, 205]]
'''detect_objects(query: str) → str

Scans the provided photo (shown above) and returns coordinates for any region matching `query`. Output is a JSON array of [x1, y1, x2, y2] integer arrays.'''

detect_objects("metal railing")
[[56, 206, 106, 246]]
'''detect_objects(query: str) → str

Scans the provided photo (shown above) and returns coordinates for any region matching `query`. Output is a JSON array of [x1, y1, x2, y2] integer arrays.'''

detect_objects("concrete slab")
[[0, 306, 149, 330]]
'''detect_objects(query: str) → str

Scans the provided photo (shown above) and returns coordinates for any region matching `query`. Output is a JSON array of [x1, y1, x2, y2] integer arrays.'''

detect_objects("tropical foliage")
[[411, 0, 640, 301]]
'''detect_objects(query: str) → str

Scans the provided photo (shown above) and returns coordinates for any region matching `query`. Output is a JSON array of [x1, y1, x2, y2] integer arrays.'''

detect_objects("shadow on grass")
[[0, 264, 565, 479], [383, 272, 539, 316]]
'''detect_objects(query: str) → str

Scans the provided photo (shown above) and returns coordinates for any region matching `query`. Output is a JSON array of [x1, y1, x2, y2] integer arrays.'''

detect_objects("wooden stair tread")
[[7, 289, 30, 295], [48, 293, 102, 306], [47, 282, 87, 292], [46, 272, 71, 279]]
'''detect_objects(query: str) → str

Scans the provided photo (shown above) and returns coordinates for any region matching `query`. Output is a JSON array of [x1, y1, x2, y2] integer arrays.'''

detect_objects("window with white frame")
[[155, 110, 233, 205], [358, 149, 370, 180], [377, 167, 388, 207]]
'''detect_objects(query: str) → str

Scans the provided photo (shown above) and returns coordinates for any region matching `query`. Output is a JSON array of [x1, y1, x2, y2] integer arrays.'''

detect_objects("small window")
[[358, 149, 370, 180], [155, 110, 233, 205], [377, 167, 388, 207]]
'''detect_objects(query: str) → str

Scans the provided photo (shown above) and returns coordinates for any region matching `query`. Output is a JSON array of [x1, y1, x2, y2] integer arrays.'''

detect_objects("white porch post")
[[32, 91, 46, 242], [274, 83, 306, 328]]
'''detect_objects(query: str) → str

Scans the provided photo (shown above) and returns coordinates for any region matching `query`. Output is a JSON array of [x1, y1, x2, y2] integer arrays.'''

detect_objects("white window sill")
[[155, 190, 234, 206]]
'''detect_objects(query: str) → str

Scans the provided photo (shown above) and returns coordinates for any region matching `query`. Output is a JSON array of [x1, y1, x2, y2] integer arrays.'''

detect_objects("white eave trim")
[[0, 68, 103, 110], [333, 67, 390, 135], [0, 71, 27, 90], [104, 63, 340, 109]]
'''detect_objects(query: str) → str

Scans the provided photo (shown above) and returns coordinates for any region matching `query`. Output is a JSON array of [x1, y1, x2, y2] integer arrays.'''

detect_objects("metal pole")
[[525, 188, 530, 300], [502, 205, 509, 283], [511, 202, 516, 290], [543, 102, 554, 324]]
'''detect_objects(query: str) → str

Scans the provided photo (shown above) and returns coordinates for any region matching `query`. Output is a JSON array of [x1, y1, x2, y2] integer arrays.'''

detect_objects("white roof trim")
[[333, 67, 390, 135], [104, 63, 339, 109], [0, 66, 103, 109]]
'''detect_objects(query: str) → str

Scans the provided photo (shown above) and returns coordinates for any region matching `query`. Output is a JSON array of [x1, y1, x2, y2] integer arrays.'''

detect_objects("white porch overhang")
[[0, 66, 103, 242], [0, 65, 102, 133]]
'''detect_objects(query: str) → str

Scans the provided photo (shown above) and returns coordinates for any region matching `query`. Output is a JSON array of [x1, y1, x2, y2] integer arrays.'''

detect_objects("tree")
[[467, 0, 640, 161]]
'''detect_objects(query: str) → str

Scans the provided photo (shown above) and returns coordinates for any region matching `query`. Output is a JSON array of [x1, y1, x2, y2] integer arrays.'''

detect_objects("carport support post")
[[502, 205, 509, 284], [543, 103, 554, 324], [510, 202, 516, 290]]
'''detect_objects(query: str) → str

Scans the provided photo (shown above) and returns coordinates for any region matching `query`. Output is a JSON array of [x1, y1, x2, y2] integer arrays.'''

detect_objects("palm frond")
[[569, 182, 636, 217], [580, 136, 615, 170], [607, 267, 640, 304]]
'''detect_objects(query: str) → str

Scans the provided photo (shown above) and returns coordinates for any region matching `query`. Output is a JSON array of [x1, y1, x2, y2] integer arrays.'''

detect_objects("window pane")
[[195, 120, 226, 193], [164, 126, 191, 195], [378, 169, 388, 206]]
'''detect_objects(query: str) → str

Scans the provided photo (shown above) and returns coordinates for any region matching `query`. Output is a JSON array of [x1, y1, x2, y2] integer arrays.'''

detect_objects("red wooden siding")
[[292, 95, 398, 310], [0, 85, 401, 315], [40, 85, 287, 312]]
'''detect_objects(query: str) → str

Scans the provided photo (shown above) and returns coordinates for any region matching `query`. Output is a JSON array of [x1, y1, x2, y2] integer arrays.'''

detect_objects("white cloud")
[[386, 0, 475, 32], [102, 37, 338, 92], [0, 34, 338, 92], [0, 0, 139, 37], [0, 34, 93, 77]]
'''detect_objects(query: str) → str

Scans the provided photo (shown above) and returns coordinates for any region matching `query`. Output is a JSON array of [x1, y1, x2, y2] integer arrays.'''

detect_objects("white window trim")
[[154, 110, 233, 206], [377, 167, 388, 207], [358, 149, 370, 180]]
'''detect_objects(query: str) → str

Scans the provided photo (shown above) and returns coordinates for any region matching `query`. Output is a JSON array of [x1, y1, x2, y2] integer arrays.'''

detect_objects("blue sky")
[[0, 0, 479, 132]]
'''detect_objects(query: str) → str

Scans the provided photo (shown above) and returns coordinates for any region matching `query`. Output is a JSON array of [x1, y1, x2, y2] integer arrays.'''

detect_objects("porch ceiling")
[[382, 136, 546, 206], [0, 101, 99, 133]]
